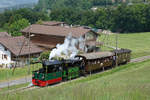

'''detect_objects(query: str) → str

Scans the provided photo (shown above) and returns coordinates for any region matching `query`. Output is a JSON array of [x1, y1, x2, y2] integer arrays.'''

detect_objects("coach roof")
[[77, 51, 114, 59]]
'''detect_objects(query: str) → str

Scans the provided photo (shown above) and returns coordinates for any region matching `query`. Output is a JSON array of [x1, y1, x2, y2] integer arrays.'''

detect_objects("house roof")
[[42, 21, 65, 26], [0, 36, 43, 56], [0, 32, 11, 37], [21, 24, 92, 38]]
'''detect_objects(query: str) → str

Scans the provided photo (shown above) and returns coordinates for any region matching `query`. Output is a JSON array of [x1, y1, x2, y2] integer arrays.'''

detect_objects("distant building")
[[21, 21, 101, 51], [91, 7, 98, 11], [42, 21, 67, 26], [0, 36, 43, 68], [112, 0, 126, 3]]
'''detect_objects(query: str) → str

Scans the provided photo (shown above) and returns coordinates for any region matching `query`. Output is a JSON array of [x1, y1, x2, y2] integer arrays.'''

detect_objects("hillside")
[[1, 59, 150, 100]]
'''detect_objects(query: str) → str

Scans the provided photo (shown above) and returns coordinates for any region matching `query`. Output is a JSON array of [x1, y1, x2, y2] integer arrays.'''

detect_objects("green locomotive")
[[32, 60, 83, 86], [32, 49, 131, 87]]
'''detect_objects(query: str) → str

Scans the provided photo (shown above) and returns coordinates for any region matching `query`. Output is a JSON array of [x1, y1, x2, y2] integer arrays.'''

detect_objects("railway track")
[[1, 55, 150, 95]]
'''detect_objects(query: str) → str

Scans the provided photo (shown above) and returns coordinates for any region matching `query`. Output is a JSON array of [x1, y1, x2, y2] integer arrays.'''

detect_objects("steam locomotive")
[[32, 49, 131, 87]]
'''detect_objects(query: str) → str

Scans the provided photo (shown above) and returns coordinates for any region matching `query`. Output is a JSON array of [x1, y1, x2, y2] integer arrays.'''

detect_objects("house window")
[[4, 48, 7, 51], [4, 54, 7, 60], [85, 33, 94, 40]]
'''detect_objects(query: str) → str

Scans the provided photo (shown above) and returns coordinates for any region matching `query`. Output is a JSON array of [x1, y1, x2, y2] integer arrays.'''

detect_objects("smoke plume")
[[49, 33, 86, 60]]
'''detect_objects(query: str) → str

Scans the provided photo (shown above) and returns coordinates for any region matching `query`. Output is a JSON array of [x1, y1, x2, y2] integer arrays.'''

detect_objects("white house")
[[0, 33, 43, 68], [0, 44, 12, 68]]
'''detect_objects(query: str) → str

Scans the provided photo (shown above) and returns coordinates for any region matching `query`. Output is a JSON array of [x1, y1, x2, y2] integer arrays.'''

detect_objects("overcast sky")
[[0, 0, 38, 8]]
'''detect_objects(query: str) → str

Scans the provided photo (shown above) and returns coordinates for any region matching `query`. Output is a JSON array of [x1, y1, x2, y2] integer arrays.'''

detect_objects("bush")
[[8, 18, 29, 36], [39, 51, 50, 61]]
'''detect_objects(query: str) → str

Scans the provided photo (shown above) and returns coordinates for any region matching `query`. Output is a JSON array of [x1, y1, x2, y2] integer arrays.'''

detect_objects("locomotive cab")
[[32, 60, 63, 87]]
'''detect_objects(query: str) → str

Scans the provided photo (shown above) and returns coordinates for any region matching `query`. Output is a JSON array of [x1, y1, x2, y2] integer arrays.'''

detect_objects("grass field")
[[0, 28, 5, 32], [0, 63, 42, 82], [99, 32, 150, 58], [1, 60, 150, 100], [0, 82, 29, 93]]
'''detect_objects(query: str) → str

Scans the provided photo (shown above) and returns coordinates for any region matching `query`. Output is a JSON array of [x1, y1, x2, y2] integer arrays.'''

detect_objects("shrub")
[[39, 51, 50, 61]]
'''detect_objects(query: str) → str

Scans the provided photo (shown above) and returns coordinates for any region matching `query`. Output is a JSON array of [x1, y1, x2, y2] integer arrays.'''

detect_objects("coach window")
[[98, 60, 100, 64], [100, 63, 103, 66], [126, 53, 128, 57], [87, 61, 89, 65], [93, 60, 95, 64], [110, 56, 112, 59], [104, 59, 107, 62], [95, 60, 97, 64], [107, 58, 109, 62]]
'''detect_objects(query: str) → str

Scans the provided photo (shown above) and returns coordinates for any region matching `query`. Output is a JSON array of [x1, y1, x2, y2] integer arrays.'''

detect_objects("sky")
[[0, 0, 38, 8]]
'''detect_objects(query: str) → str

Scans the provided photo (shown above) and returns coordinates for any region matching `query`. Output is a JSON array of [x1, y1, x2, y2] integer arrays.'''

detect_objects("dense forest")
[[35, 0, 150, 11], [0, 0, 150, 36], [35, 0, 113, 11], [49, 4, 150, 33]]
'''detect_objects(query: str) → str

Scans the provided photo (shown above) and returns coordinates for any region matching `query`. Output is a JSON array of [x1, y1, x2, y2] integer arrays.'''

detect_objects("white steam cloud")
[[49, 33, 86, 60]]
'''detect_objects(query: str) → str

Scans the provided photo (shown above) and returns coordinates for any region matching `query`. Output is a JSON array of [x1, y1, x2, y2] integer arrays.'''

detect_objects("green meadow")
[[0, 63, 42, 82], [0, 28, 5, 32], [99, 32, 150, 58], [1, 60, 150, 100]]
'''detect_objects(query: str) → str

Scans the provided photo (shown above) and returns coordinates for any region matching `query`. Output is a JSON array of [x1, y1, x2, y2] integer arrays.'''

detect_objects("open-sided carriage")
[[76, 52, 114, 73], [112, 49, 132, 65]]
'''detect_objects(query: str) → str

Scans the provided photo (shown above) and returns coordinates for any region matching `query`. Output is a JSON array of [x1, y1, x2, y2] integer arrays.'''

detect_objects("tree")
[[8, 14, 23, 25], [9, 18, 29, 36], [39, 51, 50, 61]]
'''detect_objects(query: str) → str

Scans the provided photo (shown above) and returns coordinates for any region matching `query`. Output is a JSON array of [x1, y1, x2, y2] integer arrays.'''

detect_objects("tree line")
[[0, 3, 150, 36], [35, 0, 113, 11], [50, 4, 150, 33], [35, 0, 150, 11], [0, 8, 48, 36]]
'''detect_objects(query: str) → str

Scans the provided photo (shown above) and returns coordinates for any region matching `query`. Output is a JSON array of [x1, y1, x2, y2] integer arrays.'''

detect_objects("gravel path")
[[0, 77, 31, 88], [0, 55, 150, 89], [130, 55, 150, 63]]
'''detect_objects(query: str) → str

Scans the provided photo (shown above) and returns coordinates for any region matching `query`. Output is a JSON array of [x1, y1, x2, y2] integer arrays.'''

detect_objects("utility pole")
[[28, 24, 31, 75], [115, 33, 118, 67]]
